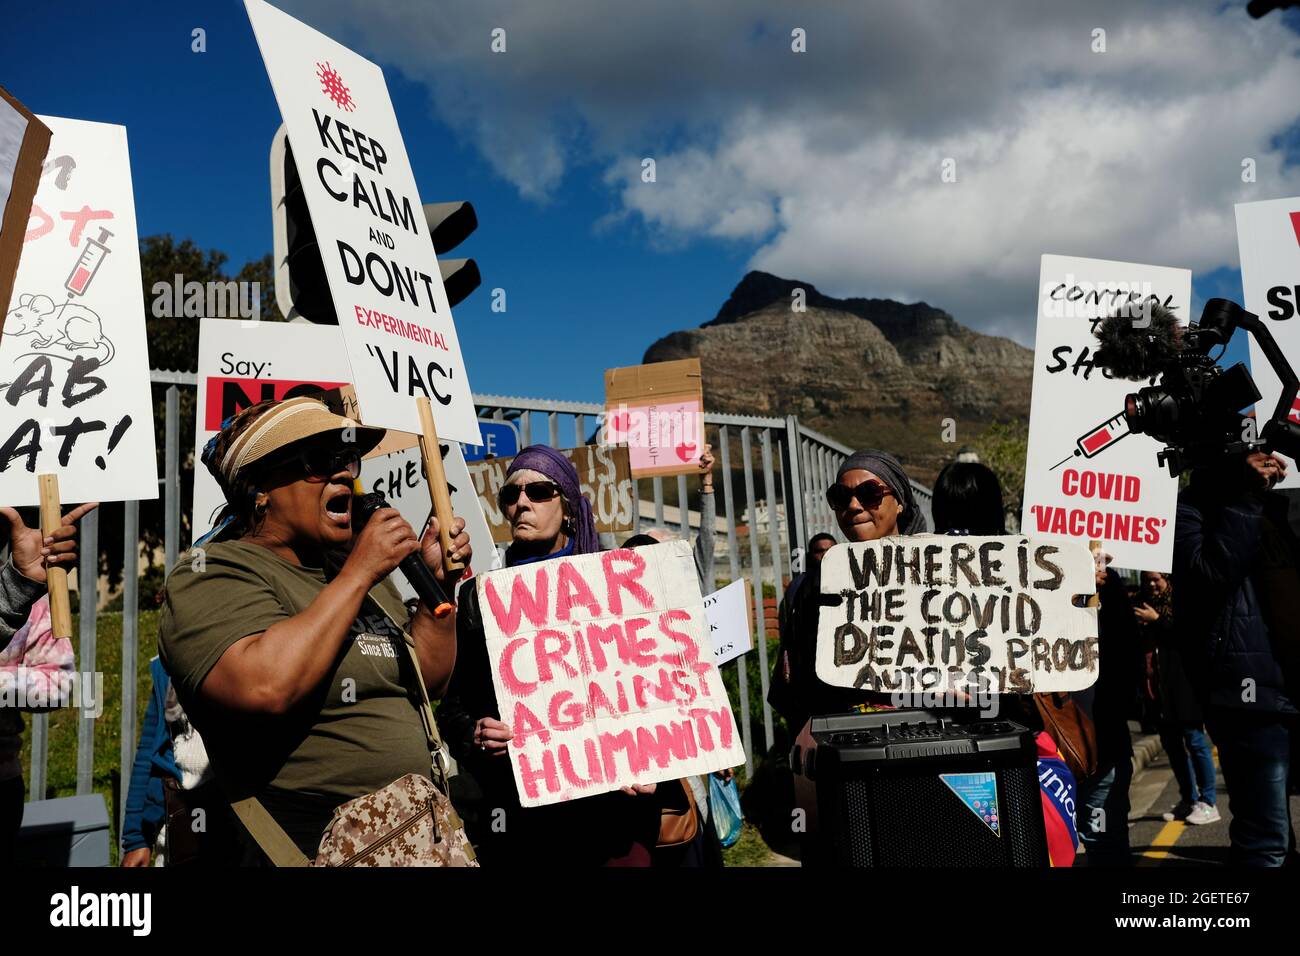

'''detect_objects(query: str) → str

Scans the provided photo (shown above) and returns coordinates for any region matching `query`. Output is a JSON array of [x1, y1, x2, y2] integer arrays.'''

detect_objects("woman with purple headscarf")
[[438, 446, 661, 866]]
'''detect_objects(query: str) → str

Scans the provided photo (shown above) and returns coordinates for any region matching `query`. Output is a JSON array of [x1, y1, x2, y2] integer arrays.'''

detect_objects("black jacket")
[[1173, 483, 1298, 716]]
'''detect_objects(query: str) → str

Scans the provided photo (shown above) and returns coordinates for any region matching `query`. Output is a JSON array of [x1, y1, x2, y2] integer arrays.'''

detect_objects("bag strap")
[[227, 796, 311, 867]]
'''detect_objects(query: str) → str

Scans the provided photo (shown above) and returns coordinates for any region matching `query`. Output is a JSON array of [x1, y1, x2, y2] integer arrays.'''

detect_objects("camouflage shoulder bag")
[[229, 600, 478, 868]]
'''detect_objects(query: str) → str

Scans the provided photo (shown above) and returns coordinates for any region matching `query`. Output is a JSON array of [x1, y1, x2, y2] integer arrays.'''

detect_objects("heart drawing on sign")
[[676, 441, 697, 462], [609, 411, 631, 435]]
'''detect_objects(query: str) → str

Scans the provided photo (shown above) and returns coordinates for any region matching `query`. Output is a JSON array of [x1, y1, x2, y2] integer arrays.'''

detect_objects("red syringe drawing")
[[1050, 410, 1130, 470], [65, 228, 113, 297]]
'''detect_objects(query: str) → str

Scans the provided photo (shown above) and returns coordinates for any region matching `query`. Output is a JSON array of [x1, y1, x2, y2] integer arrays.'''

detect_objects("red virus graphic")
[[316, 61, 355, 112]]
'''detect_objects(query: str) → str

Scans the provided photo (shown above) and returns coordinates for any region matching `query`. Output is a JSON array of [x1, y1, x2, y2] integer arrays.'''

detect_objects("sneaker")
[[1161, 799, 1194, 822], [1185, 801, 1221, 825]]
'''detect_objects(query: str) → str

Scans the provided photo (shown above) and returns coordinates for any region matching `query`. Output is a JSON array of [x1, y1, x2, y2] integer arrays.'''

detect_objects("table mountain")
[[643, 271, 1032, 484]]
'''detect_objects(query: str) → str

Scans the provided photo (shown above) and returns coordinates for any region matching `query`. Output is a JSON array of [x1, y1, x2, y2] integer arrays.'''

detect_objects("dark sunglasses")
[[498, 480, 562, 509], [826, 479, 893, 512], [295, 446, 361, 482]]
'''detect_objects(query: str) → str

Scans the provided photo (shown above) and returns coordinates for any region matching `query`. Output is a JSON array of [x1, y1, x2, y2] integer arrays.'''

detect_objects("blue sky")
[[6, 1, 1300, 399]]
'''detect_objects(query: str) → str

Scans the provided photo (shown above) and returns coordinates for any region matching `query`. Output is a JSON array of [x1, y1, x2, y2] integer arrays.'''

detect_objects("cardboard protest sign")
[[604, 358, 703, 478], [192, 319, 352, 533], [815, 535, 1098, 695], [1236, 197, 1300, 489], [0, 87, 50, 329], [704, 578, 752, 667], [468, 443, 635, 544], [359, 442, 500, 600], [244, 0, 480, 444], [1020, 255, 1191, 571], [0, 116, 157, 505], [478, 540, 744, 806]]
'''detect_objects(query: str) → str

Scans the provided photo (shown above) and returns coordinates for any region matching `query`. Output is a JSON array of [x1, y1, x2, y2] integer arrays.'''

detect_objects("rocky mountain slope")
[[643, 271, 1032, 484]]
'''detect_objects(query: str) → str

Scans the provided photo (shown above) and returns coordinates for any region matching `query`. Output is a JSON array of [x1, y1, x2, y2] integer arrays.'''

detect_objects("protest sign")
[[359, 441, 499, 599], [1020, 255, 1191, 571], [704, 578, 752, 666], [0, 86, 49, 328], [479, 540, 744, 806], [469, 443, 635, 544], [244, 0, 480, 444], [1236, 197, 1300, 489], [815, 535, 1098, 695], [604, 358, 703, 478], [0, 116, 157, 505], [192, 319, 352, 532]]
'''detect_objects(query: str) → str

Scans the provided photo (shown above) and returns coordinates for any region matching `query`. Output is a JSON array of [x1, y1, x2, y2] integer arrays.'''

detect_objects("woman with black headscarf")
[[438, 445, 661, 866], [768, 449, 927, 736]]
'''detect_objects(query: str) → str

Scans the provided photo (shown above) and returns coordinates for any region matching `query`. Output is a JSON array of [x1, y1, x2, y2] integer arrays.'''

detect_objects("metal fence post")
[[676, 474, 689, 538], [165, 385, 179, 570], [740, 427, 775, 752], [28, 714, 47, 801], [75, 507, 99, 796], [119, 500, 139, 834], [784, 416, 807, 556], [717, 426, 752, 775]]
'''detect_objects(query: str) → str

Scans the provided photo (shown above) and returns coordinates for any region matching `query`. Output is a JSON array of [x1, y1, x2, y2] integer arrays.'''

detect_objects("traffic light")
[[270, 125, 482, 322], [423, 201, 481, 309]]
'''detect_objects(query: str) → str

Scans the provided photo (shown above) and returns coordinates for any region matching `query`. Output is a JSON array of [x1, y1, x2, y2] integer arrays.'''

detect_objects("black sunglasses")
[[826, 479, 893, 512], [498, 480, 562, 509], [295, 446, 361, 482]]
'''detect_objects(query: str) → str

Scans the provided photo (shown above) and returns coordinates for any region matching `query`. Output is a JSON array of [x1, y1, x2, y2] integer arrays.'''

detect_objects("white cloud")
[[287, 0, 1300, 342]]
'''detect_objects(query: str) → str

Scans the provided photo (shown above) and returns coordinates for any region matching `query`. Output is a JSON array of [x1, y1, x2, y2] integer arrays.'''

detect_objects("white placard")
[[359, 441, 499, 601], [244, 0, 480, 444], [815, 536, 1099, 695], [192, 319, 353, 535], [1236, 197, 1300, 489], [1020, 254, 1191, 572], [704, 578, 752, 666], [478, 540, 744, 806], [0, 117, 157, 505]]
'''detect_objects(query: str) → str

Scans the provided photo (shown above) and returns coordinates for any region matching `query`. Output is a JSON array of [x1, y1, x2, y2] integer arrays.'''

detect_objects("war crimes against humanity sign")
[[245, 0, 480, 443], [479, 541, 744, 807], [815, 536, 1099, 695]]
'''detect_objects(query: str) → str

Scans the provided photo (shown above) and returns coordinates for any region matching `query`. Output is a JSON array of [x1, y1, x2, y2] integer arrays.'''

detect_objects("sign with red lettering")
[[192, 318, 352, 534], [1236, 197, 1300, 489], [1021, 255, 1191, 571], [0, 116, 157, 505], [604, 359, 705, 478], [244, 0, 480, 444], [816, 536, 1099, 696], [478, 540, 744, 806]]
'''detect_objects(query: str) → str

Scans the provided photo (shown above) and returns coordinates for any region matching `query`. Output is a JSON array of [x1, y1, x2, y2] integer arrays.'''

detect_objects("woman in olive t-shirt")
[[159, 397, 471, 859]]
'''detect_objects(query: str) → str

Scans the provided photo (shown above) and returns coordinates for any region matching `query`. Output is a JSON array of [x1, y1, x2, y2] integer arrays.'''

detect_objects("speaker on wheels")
[[792, 710, 1048, 867]]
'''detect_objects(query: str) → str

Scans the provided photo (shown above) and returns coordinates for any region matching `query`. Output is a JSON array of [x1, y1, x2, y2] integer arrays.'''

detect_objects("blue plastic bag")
[[710, 774, 744, 848]]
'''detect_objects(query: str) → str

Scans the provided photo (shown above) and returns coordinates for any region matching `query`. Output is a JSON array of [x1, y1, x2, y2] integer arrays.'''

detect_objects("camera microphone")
[[1093, 303, 1183, 380], [350, 480, 455, 618]]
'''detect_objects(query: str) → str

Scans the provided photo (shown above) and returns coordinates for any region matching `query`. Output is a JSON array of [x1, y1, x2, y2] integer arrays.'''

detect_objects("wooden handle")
[[37, 474, 72, 639], [416, 397, 464, 575]]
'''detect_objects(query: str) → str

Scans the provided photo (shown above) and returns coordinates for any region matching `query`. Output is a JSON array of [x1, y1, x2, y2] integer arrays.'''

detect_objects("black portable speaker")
[[792, 710, 1048, 867]]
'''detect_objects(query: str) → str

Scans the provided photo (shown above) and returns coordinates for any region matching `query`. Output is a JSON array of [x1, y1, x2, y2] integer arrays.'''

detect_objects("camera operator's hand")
[[344, 507, 420, 588], [1244, 452, 1287, 491]]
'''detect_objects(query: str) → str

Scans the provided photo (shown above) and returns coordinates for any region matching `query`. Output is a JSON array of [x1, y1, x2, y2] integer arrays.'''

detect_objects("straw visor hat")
[[214, 396, 386, 484]]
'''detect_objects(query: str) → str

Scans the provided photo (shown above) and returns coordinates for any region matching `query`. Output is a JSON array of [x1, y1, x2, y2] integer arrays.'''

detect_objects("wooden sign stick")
[[37, 473, 73, 639], [416, 397, 464, 575]]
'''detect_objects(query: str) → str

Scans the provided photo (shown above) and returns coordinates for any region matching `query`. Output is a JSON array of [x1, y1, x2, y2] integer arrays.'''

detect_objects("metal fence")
[[24, 371, 933, 826]]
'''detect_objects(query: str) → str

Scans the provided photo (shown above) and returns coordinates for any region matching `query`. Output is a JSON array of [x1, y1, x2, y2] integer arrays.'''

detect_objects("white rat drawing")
[[4, 293, 115, 365]]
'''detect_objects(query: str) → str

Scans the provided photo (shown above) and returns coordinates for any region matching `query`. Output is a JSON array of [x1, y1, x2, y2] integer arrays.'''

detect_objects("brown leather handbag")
[[657, 779, 700, 847], [1033, 692, 1098, 781]]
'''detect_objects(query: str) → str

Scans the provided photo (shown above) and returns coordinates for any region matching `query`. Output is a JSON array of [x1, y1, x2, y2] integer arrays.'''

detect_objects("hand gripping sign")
[[478, 541, 744, 807], [815, 535, 1099, 696]]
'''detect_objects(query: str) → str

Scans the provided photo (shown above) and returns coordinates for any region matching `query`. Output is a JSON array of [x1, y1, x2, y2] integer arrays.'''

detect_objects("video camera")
[[1094, 298, 1300, 475]]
